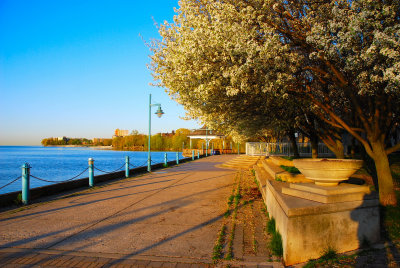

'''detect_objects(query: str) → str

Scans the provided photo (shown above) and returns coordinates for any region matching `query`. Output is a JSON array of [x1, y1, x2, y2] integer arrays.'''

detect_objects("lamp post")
[[204, 127, 212, 156], [148, 94, 164, 172]]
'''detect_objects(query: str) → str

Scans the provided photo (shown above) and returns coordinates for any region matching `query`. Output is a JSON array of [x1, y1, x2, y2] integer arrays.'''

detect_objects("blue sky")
[[0, 0, 200, 145]]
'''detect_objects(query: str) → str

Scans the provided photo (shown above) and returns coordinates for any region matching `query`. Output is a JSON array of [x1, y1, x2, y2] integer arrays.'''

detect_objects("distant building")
[[114, 129, 129, 137], [161, 130, 175, 137], [187, 126, 224, 141]]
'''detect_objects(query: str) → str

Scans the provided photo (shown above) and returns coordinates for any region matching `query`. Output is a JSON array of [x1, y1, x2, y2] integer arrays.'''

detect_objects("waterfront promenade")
[[0, 155, 279, 267]]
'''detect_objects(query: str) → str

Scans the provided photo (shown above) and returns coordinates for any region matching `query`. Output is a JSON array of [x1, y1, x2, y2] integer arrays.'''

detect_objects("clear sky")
[[0, 0, 200, 145]]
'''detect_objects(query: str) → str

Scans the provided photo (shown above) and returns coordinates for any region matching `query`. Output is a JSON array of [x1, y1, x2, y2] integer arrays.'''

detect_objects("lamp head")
[[155, 107, 164, 118]]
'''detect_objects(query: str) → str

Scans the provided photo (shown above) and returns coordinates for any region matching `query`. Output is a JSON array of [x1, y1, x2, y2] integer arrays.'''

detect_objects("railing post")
[[88, 158, 94, 187], [176, 152, 179, 164], [125, 156, 129, 178], [197, 150, 200, 159], [21, 163, 30, 205], [164, 153, 168, 167], [192, 150, 194, 161]]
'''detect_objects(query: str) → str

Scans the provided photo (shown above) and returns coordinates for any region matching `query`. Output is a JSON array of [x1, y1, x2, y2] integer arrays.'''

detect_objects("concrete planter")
[[293, 158, 363, 186]]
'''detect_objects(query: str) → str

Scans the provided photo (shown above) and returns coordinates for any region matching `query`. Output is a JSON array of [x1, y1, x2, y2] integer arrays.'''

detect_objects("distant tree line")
[[41, 128, 199, 151], [41, 137, 113, 146], [112, 128, 191, 151]]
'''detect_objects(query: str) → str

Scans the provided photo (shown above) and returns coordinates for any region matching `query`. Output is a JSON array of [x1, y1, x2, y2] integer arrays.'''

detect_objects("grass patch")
[[212, 224, 227, 260], [303, 247, 359, 268], [266, 217, 283, 256], [320, 247, 337, 261], [280, 165, 300, 174], [225, 222, 235, 260], [228, 194, 234, 206], [383, 190, 400, 240], [253, 237, 258, 253], [270, 231, 283, 256], [281, 156, 295, 161], [267, 218, 275, 234]]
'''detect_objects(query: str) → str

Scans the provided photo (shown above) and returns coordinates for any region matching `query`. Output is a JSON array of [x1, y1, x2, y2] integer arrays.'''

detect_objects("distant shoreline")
[[45, 145, 113, 150]]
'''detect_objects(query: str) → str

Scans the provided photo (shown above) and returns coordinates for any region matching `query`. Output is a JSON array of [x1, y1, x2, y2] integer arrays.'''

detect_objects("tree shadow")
[[351, 192, 400, 267], [0, 172, 233, 223], [0, 176, 233, 249]]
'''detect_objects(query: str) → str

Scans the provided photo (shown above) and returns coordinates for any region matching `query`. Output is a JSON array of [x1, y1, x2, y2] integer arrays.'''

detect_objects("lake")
[[0, 146, 183, 194]]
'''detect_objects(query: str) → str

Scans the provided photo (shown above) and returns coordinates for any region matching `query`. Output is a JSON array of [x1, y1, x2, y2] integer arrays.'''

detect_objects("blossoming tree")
[[149, 0, 400, 205]]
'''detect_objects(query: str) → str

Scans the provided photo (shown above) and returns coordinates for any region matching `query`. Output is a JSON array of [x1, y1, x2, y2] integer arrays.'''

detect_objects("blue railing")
[[0, 151, 207, 205]]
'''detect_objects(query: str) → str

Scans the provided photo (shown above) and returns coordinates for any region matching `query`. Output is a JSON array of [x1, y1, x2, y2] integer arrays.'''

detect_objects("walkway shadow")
[[0, 178, 233, 250], [0, 173, 232, 223]]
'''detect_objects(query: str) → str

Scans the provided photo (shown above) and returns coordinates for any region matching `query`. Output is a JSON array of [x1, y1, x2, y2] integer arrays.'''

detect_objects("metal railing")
[[0, 151, 205, 205], [246, 142, 334, 157]]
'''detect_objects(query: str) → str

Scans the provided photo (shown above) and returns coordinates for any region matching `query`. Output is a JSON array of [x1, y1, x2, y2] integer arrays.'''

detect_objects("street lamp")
[[148, 94, 164, 172], [204, 127, 212, 156]]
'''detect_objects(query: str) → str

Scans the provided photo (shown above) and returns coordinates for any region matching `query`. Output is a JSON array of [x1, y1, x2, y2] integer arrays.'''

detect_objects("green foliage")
[[280, 165, 300, 174], [14, 193, 22, 205], [212, 225, 227, 260], [266, 217, 282, 256], [320, 247, 337, 261], [270, 231, 283, 256], [267, 218, 276, 234], [275, 176, 283, 182], [228, 194, 234, 206]]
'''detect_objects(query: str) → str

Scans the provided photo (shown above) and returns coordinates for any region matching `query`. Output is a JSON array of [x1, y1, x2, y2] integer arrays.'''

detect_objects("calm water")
[[0, 146, 183, 194]]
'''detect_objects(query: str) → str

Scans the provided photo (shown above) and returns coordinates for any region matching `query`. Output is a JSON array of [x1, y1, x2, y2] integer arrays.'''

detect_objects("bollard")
[[125, 156, 129, 178], [21, 163, 30, 205], [176, 152, 179, 164], [212, 143, 214, 155], [88, 158, 94, 187], [198, 151, 200, 159], [192, 150, 194, 161], [164, 153, 168, 167]]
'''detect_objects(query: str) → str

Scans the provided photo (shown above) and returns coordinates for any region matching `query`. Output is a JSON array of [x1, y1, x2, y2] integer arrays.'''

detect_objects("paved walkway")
[[0, 155, 280, 267]]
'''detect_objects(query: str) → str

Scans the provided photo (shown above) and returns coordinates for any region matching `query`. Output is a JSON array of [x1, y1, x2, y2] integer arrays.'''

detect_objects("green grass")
[[212, 225, 227, 260], [228, 194, 234, 206], [267, 218, 275, 234], [280, 165, 301, 174], [320, 247, 338, 261], [270, 231, 283, 256], [383, 190, 400, 241], [281, 156, 295, 161], [303, 247, 359, 268], [266, 217, 283, 256]]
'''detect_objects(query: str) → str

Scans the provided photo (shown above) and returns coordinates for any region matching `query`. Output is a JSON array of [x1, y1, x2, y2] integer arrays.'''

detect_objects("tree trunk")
[[310, 134, 319, 158], [371, 141, 397, 206], [288, 131, 300, 158], [321, 138, 345, 159]]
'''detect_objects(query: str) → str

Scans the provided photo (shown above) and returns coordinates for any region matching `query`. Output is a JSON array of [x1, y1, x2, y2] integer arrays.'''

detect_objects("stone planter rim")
[[293, 158, 363, 186]]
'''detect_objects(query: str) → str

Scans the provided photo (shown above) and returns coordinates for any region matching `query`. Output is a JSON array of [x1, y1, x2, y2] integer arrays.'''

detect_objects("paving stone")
[[175, 263, 193, 268], [146, 261, 166, 267]]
